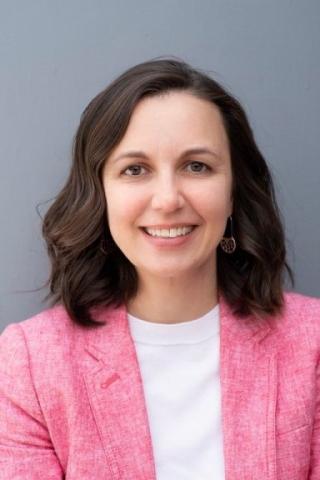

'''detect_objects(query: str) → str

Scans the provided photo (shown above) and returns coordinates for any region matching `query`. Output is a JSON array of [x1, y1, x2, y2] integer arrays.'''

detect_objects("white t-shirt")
[[128, 304, 225, 479]]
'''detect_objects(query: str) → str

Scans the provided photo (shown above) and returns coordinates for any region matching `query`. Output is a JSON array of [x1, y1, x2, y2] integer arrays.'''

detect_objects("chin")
[[140, 263, 202, 279]]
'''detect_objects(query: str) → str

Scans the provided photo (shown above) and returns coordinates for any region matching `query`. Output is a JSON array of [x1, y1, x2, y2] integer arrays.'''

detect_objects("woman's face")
[[102, 91, 233, 281]]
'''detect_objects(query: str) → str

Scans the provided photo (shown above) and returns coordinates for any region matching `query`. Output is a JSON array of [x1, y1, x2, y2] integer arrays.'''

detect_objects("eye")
[[122, 164, 147, 176], [186, 161, 210, 173]]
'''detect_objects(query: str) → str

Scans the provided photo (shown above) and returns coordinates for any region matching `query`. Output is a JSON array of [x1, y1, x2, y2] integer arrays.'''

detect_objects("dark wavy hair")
[[41, 56, 294, 327]]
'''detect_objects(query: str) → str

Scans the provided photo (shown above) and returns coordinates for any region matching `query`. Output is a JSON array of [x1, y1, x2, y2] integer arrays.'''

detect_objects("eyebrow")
[[112, 147, 220, 163]]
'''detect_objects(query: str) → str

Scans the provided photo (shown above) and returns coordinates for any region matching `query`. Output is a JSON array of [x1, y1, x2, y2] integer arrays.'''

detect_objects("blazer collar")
[[82, 295, 278, 480]]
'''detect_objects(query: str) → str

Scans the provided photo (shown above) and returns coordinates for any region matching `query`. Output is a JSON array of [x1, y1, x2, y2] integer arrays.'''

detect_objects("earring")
[[220, 215, 236, 254]]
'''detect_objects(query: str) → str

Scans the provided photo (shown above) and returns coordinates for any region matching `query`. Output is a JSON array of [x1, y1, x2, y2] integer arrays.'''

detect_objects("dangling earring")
[[220, 215, 236, 254]]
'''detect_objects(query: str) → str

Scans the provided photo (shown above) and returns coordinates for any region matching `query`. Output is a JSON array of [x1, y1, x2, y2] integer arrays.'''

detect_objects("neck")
[[127, 265, 218, 324]]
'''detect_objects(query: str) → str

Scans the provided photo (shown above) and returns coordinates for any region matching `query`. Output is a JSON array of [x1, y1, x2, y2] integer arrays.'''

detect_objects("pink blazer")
[[0, 291, 319, 479]]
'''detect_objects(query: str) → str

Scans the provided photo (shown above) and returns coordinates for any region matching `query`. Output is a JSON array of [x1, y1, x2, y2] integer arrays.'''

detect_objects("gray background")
[[1, 0, 319, 329]]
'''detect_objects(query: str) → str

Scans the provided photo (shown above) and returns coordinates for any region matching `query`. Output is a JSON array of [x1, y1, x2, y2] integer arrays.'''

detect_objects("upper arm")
[[0, 323, 64, 479], [309, 350, 320, 479]]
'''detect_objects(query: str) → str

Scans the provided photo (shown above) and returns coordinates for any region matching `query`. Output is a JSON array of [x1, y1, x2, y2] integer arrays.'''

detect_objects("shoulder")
[[0, 307, 72, 384], [0, 305, 74, 357], [0, 303, 124, 371], [272, 291, 320, 351], [283, 290, 320, 314], [1, 302, 123, 338], [282, 291, 320, 329]]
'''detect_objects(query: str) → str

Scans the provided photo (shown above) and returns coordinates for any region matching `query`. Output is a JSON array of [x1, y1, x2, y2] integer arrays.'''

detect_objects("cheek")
[[191, 181, 232, 219], [105, 186, 146, 229]]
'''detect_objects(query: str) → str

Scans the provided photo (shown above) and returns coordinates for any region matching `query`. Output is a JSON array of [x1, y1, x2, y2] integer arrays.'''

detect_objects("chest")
[[36, 334, 317, 479]]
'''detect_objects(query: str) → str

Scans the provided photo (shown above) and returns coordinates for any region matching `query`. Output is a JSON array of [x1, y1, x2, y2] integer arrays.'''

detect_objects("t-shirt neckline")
[[128, 304, 220, 345]]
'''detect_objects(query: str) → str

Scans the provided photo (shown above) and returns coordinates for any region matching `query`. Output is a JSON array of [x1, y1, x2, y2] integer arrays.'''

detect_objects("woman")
[[0, 58, 319, 479]]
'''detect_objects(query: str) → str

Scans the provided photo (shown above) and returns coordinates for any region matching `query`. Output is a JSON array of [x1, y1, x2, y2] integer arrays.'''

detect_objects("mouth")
[[141, 225, 198, 239]]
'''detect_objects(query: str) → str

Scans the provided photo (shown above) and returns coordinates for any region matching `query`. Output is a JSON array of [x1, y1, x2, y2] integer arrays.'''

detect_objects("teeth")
[[144, 226, 194, 238]]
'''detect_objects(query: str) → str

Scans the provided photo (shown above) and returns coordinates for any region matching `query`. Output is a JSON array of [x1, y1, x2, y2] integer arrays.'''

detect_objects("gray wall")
[[1, 0, 319, 328]]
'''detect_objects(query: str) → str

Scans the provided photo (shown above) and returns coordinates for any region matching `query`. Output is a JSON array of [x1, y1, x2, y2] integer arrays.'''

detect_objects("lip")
[[141, 223, 198, 229], [139, 225, 198, 248]]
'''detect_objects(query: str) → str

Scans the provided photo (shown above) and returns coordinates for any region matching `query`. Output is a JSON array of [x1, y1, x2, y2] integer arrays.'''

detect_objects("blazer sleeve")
[[0, 323, 64, 480], [309, 352, 320, 479]]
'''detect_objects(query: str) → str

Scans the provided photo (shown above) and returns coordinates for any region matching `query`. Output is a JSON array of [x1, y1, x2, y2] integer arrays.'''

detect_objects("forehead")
[[110, 91, 229, 157]]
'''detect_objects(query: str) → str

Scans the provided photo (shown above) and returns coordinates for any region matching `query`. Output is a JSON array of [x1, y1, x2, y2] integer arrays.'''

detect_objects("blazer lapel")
[[219, 295, 278, 480], [81, 306, 157, 480]]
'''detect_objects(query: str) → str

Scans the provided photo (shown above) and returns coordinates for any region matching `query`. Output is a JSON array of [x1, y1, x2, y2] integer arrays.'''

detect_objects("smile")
[[142, 226, 197, 238]]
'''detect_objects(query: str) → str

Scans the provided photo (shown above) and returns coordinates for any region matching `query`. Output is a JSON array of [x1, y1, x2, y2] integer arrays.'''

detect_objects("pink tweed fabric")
[[0, 291, 319, 479]]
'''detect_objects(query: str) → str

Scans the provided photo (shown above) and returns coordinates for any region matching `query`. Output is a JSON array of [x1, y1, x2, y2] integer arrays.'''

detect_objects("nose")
[[151, 175, 184, 213]]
